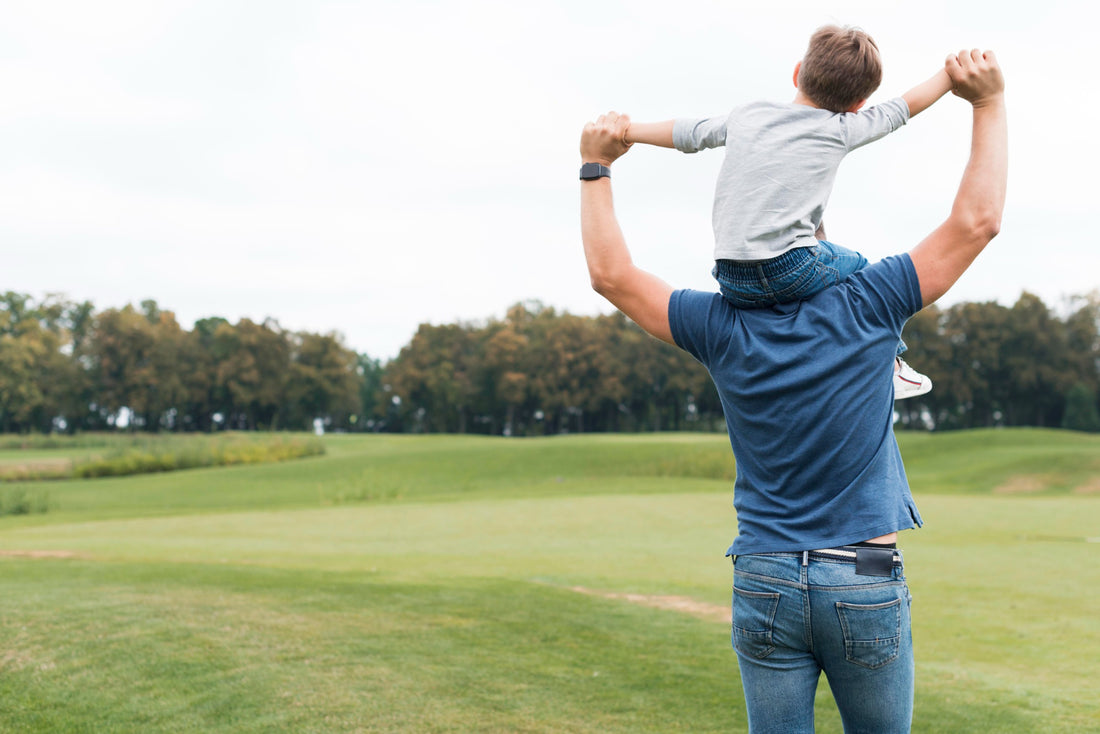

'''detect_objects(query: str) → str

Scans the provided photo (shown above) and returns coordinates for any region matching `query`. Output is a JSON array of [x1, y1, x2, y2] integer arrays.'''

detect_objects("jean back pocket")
[[835, 597, 902, 669], [732, 586, 780, 659]]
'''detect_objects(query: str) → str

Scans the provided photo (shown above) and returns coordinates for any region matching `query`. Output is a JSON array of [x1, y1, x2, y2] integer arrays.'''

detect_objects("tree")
[[1003, 293, 1069, 427], [1062, 383, 1100, 432], [85, 303, 190, 431], [214, 318, 291, 430], [357, 353, 387, 431], [285, 331, 362, 431], [383, 322, 481, 433], [482, 310, 531, 436], [0, 293, 88, 432]]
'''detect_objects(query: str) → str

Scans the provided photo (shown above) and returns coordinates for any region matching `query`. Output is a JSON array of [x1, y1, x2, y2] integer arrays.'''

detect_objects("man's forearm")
[[912, 93, 1006, 307], [624, 120, 675, 147], [580, 176, 675, 343], [581, 179, 631, 293], [950, 96, 1008, 238], [902, 70, 953, 117]]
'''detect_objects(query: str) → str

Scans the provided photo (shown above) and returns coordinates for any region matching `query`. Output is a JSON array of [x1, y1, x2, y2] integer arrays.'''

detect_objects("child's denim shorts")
[[713, 240, 869, 309]]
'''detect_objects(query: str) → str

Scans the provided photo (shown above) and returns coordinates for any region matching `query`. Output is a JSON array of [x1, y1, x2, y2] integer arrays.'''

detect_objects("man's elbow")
[[589, 272, 617, 299], [587, 261, 628, 299], [953, 206, 1003, 246], [983, 212, 1003, 241], [975, 210, 1002, 243], [971, 199, 1003, 240]]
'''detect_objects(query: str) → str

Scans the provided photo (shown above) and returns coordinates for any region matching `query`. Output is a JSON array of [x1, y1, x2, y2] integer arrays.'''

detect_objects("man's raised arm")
[[910, 50, 1007, 307], [580, 112, 675, 344]]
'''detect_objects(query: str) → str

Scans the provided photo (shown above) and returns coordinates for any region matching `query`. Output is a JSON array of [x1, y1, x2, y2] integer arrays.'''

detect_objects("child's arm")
[[902, 69, 953, 117], [623, 120, 675, 148]]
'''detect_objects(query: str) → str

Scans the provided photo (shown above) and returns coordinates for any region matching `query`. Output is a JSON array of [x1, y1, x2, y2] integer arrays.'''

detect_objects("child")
[[625, 25, 952, 399]]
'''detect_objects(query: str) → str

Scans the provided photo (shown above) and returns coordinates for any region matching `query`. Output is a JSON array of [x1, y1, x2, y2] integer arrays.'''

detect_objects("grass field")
[[1, 429, 1098, 732]]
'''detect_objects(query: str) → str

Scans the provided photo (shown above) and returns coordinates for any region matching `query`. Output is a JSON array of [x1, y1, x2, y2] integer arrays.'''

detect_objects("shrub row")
[[72, 436, 325, 479]]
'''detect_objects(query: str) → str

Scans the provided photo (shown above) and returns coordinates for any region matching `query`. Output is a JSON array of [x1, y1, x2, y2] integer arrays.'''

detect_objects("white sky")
[[2, 0, 1095, 360]]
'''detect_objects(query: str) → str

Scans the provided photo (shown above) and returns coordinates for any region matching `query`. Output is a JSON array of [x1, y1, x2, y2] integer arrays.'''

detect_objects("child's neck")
[[792, 90, 820, 108]]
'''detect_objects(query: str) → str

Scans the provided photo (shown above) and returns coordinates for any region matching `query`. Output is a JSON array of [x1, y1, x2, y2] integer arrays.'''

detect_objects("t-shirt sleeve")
[[849, 253, 924, 330], [841, 97, 909, 151], [672, 116, 728, 153], [668, 289, 725, 363]]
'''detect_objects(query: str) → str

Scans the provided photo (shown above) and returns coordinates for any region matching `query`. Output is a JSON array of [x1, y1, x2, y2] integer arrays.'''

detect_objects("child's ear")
[[792, 62, 802, 88], [847, 99, 867, 113]]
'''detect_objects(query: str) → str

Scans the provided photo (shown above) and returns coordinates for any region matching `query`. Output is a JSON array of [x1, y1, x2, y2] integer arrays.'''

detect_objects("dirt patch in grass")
[[0, 550, 80, 559], [1072, 477, 1100, 494], [569, 586, 730, 624], [993, 476, 1049, 494]]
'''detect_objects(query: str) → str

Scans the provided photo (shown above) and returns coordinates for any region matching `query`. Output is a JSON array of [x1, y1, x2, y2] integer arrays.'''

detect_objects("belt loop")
[[802, 551, 809, 567]]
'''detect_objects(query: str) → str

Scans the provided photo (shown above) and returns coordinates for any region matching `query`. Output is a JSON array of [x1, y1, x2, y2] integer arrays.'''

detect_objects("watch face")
[[580, 163, 609, 180]]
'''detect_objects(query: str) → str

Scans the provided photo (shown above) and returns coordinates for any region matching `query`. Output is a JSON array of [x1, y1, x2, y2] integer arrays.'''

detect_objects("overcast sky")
[[3, 0, 1095, 360]]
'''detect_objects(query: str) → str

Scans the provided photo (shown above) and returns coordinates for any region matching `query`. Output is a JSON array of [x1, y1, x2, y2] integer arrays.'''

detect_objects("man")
[[578, 50, 1005, 733]]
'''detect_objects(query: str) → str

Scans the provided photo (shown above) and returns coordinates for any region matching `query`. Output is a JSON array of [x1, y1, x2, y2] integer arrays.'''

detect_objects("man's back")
[[668, 255, 924, 555]]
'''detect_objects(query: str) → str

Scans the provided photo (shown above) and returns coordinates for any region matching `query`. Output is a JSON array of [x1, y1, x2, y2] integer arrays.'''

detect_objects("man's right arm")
[[909, 50, 1007, 307]]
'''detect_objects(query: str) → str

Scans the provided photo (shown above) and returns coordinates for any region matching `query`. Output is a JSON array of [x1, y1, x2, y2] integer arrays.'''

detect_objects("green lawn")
[[1, 429, 1098, 732]]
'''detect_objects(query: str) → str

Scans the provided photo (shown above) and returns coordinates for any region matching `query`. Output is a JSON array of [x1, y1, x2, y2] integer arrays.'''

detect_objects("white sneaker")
[[894, 357, 932, 400]]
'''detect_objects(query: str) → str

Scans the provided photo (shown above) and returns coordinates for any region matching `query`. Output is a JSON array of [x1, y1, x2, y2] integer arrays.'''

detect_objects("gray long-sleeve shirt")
[[673, 98, 910, 261]]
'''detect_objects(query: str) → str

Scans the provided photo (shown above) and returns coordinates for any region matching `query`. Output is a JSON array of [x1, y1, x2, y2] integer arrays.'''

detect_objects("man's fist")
[[580, 111, 633, 167], [946, 49, 1004, 107]]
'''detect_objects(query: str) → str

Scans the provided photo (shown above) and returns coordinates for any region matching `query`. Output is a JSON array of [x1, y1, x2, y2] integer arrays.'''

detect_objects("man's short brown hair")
[[798, 25, 882, 113]]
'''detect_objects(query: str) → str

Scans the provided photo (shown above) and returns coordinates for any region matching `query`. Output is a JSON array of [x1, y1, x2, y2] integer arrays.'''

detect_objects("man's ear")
[[846, 99, 866, 113], [792, 61, 801, 88]]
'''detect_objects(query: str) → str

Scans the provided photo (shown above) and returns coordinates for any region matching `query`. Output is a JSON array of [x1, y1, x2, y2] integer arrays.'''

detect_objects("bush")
[[0, 488, 51, 516], [71, 435, 325, 479]]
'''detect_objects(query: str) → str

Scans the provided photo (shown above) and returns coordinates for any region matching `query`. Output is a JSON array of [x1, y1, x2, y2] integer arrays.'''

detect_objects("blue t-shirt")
[[669, 254, 925, 555]]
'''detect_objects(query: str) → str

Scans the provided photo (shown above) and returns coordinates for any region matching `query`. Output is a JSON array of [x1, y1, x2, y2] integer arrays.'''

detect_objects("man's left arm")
[[580, 112, 675, 344]]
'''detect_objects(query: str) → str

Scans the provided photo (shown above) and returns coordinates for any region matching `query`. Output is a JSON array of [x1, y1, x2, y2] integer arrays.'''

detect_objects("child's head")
[[796, 25, 882, 113]]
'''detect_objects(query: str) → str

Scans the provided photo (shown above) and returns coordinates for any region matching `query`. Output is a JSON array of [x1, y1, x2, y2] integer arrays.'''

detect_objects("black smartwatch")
[[579, 162, 611, 180]]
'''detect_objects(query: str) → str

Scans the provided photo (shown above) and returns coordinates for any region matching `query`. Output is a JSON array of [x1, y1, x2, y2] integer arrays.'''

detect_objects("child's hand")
[[946, 50, 1004, 107]]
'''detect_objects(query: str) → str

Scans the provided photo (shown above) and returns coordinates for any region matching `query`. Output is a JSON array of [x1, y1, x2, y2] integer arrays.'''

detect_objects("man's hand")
[[580, 111, 633, 165], [946, 49, 1004, 107]]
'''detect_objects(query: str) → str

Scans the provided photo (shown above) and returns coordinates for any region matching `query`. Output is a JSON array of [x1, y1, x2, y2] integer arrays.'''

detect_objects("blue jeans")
[[714, 241, 906, 355], [732, 551, 914, 734]]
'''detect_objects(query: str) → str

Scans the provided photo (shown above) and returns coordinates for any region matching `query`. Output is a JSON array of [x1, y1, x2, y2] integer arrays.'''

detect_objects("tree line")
[[2, 290, 1098, 435]]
